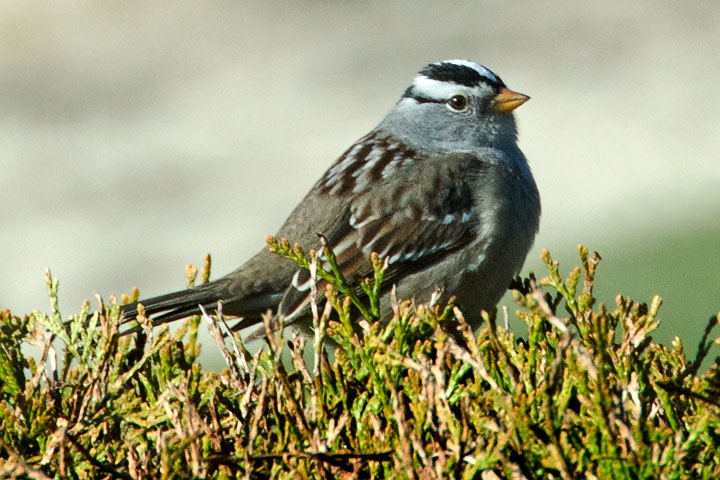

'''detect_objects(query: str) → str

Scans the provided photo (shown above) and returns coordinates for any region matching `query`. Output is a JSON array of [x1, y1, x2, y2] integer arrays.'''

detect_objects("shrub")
[[1, 245, 719, 479]]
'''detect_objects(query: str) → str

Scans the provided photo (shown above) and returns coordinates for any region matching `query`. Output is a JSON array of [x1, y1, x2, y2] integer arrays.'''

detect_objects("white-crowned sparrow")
[[121, 60, 540, 338]]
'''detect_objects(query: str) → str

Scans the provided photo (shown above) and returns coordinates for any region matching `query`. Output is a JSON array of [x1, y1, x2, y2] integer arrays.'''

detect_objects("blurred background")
[[2, 1, 719, 365]]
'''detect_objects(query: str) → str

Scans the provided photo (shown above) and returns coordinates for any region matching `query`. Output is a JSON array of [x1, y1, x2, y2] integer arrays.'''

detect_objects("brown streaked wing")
[[276, 152, 488, 323]]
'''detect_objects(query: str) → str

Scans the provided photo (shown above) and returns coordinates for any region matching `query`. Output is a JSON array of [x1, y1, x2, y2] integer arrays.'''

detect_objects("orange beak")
[[492, 87, 530, 112]]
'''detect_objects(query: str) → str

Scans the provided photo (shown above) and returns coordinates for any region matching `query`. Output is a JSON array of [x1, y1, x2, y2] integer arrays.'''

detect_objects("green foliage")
[[1, 245, 719, 479]]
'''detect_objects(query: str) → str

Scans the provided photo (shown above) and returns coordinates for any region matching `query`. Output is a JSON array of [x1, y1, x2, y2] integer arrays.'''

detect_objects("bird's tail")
[[116, 276, 285, 336], [119, 281, 227, 335]]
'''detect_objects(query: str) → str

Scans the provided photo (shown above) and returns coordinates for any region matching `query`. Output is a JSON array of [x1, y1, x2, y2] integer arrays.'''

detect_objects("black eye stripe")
[[402, 94, 471, 109], [405, 95, 446, 104]]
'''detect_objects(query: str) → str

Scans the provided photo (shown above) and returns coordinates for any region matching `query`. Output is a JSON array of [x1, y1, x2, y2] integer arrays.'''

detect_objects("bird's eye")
[[448, 95, 469, 111]]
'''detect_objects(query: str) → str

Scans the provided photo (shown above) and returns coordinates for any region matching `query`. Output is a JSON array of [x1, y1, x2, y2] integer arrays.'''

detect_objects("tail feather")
[[118, 279, 283, 336], [118, 284, 221, 334], [122, 286, 218, 320]]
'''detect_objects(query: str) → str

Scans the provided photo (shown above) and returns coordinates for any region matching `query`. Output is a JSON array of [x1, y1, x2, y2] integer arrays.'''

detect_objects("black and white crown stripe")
[[403, 60, 504, 103], [424, 60, 502, 86]]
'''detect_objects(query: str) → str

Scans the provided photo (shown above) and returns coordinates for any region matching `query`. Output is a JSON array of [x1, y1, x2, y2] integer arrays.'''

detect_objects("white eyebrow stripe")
[[411, 76, 478, 101]]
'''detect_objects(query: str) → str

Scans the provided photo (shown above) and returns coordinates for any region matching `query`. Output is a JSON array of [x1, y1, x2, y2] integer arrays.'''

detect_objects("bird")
[[119, 60, 541, 339]]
